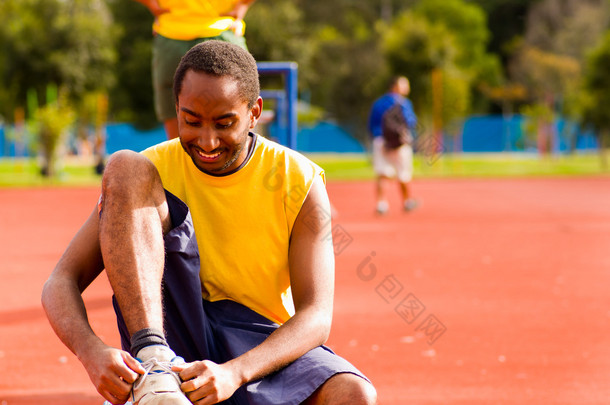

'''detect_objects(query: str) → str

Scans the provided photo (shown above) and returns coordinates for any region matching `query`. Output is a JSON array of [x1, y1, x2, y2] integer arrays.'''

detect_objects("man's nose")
[[196, 128, 221, 152]]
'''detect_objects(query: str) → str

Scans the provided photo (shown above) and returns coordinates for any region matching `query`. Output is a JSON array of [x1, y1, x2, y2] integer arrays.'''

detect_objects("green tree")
[[582, 31, 610, 168], [36, 85, 76, 176], [469, 0, 532, 63], [510, 44, 581, 153], [105, 0, 157, 127], [0, 0, 116, 176], [381, 0, 502, 141], [318, 31, 387, 141], [382, 11, 458, 118], [413, 0, 491, 71], [245, 1, 315, 86], [0, 0, 117, 121], [524, 0, 608, 55], [247, 1, 388, 143], [508, 0, 609, 153], [553, 1, 610, 60], [413, 0, 503, 112]]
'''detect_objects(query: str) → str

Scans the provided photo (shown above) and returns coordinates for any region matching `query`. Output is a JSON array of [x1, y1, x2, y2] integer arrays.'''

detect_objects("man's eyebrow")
[[179, 107, 238, 121], [216, 112, 238, 120], [180, 107, 202, 118]]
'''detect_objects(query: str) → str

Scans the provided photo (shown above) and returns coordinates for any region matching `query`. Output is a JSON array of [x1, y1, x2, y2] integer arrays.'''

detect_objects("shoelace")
[[133, 357, 181, 391]]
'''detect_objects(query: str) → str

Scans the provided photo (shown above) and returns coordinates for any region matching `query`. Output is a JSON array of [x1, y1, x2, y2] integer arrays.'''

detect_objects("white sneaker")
[[403, 199, 419, 212], [376, 200, 389, 215], [131, 345, 190, 405]]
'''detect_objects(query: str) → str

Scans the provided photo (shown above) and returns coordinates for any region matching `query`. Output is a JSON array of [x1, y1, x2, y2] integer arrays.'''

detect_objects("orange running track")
[[1, 177, 609, 404]]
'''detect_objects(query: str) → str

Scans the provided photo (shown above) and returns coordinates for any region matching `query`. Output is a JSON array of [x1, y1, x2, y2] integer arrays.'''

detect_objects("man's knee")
[[346, 375, 377, 405], [344, 376, 377, 405], [306, 373, 377, 405], [100, 150, 170, 230], [102, 150, 162, 196]]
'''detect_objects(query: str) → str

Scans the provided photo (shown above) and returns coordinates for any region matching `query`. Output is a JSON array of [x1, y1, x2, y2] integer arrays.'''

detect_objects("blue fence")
[[105, 123, 167, 155], [459, 115, 598, 153], [0, 115, 600, 157], [297, 122, 365, 153]]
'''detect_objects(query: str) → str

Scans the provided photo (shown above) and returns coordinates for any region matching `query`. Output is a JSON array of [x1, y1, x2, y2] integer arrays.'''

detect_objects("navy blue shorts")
[[112, 190, 368, 404]]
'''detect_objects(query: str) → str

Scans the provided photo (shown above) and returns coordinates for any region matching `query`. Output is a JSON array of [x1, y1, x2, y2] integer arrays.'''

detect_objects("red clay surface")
[[1, 177, 610, 404]]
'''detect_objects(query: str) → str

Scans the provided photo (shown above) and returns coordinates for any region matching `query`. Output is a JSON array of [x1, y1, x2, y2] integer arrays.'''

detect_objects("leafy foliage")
[[582, 31, 610, 135], [105, 0, 158, 128], [0, 0, 117, 120], [36, 87, 76, 176], [2, 0, 610, 152], [382, 11, 458, 115], [381, 0, 499, 137], [505, 0, 610, 153]]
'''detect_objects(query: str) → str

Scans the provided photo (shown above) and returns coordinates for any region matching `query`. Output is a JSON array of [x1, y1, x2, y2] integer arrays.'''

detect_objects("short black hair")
[[388, 75, 407, 90], [173, 40, 260, 108]]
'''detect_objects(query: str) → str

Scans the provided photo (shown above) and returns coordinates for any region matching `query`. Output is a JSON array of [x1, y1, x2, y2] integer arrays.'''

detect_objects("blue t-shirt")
[[368, 93, 417, 138]]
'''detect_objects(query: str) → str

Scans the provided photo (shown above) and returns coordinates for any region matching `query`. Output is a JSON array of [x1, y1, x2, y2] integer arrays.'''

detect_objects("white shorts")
[[372, 136, 413, 183]]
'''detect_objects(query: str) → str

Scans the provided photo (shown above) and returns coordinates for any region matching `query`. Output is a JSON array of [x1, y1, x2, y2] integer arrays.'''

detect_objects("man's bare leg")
[[400, 181, 418, 211], [99, 150, 170, 336], [98, 150, 189, 404], [375, 176, 389, 215], [399, 181, 410, 202]]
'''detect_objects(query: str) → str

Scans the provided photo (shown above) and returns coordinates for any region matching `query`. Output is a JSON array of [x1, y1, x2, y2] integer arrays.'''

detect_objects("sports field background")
[[1, 151, 608, 186], [1, 155, 609, 404]]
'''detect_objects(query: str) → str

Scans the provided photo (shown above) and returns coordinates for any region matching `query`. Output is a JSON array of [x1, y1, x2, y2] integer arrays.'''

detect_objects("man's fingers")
[[178, 362, 211, 393], [122, 352, 145, 377], [99, 384, 130, 405], [117, 367, 140, 386], [100, 373, 133, 401], [180, 377, 199, 394], [174, 361, 201, 381], [183, 381, 217, 404]]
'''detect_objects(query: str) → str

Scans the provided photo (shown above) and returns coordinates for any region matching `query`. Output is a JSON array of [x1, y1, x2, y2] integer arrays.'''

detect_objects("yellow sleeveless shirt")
[[154, 0, 246, 40], [141, 135, 325, 324]]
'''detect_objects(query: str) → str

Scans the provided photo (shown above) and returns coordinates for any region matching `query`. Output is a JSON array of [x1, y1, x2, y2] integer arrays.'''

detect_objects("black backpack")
[[381, 103, 412, 149]]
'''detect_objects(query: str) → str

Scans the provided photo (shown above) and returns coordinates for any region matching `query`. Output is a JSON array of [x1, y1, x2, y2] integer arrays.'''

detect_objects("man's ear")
[[249, 97, 263, 129]]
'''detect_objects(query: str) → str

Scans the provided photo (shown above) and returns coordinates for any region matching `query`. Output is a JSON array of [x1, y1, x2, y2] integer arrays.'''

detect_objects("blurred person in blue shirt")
[[367, 76, 418, 215]]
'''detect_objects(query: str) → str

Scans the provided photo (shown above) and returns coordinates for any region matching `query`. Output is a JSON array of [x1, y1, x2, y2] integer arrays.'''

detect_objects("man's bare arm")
[[231, 173, 335, 378], [222, 0, 256, 35], [41, 205, 143, 404], [230, 0, 256, 20]]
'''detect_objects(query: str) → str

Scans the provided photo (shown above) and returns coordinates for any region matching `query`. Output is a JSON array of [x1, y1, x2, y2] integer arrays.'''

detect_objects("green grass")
[[307, 151, 610, 181], [1, 152, 608, 188], [0, 157, 102, 188]]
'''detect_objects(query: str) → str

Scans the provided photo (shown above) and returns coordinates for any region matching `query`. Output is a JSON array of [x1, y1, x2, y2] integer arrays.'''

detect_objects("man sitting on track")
[[41, 41, 377, 405]]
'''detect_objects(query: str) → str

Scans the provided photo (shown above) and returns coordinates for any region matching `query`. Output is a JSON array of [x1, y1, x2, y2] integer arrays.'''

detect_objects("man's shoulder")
[[257, 135, 316, 165], [372, 93, 401, 111], [255, 135, 323, 179], [372, 93, 391, 106], [141, 138, 181, 159], [140, 138, 185, 175]]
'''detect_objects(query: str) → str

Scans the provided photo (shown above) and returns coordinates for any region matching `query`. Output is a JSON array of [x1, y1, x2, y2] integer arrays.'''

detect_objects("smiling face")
[[177, 70, 262, 175]]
